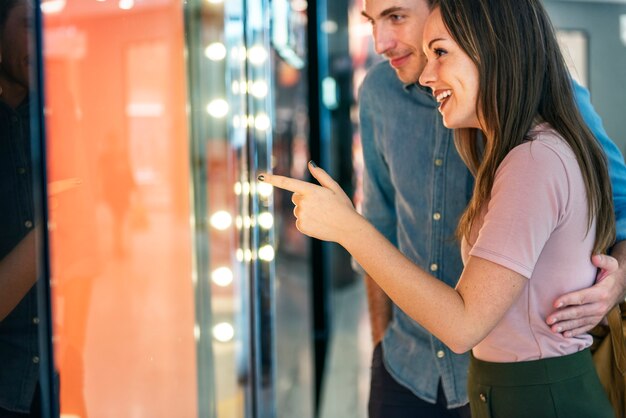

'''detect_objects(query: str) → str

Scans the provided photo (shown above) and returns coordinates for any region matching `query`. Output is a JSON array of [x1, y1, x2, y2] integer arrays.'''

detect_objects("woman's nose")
[[418, 58, 435, 86]]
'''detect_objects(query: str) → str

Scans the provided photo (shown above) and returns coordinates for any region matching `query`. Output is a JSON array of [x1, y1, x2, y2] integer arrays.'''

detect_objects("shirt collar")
[[403, 81, 435, 98]]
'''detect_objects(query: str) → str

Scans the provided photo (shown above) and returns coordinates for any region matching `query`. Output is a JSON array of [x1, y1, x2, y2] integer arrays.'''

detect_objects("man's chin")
[[390, 64, 420, 85], [394, 69, 420, 85]]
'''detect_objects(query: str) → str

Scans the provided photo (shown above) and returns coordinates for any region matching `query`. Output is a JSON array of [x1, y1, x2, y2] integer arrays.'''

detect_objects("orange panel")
[[43, 2, 197, 417]]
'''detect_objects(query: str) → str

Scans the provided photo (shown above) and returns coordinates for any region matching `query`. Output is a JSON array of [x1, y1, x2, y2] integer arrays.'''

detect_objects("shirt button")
[[24, 220, 33, 228], [32, 356, 40, 364], [430, 263, 438, 272], [433, 212, 441, 221], [436, 350, 445, 359], [33, 317, 40, 325], [435, 158, 443, 166], [479, 393, 487, 403]]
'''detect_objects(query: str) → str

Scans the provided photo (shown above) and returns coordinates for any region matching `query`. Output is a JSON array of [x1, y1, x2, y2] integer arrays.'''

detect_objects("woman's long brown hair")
[[432, 0, 615, 254]]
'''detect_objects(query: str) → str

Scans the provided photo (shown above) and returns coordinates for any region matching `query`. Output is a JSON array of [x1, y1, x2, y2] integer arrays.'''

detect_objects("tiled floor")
[[319, 279, 373, 418]]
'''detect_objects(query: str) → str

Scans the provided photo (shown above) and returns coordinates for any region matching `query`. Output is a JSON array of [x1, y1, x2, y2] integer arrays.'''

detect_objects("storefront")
[[4, 0, 342, 416], [2, 0, 625, 417]]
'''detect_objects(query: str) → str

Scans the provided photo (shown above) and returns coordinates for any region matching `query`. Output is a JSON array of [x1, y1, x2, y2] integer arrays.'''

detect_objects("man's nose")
[[373, 25, 395, 56]]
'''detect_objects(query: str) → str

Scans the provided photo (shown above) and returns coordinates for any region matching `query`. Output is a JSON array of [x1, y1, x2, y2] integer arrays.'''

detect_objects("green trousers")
[[468, 349, 614, 418]]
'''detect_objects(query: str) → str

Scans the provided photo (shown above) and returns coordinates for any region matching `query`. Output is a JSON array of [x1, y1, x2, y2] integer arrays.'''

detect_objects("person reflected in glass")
[[0, 0, 42, 417], [261, 0, 617, 416], [98, 130, 137, 258]]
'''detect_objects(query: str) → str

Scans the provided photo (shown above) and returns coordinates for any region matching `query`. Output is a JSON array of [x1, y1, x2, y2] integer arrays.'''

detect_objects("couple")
[[261, 0, 625, 417]]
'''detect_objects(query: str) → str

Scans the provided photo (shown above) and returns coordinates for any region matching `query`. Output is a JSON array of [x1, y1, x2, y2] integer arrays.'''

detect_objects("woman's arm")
[[262, 163, 526, 353], [343, 216, 526, 353]]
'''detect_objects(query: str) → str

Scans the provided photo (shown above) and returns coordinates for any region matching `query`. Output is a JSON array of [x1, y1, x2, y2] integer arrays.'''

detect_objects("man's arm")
[[547, 81, 626, 336], [365, 274, 392, 345], [358, 68, 398, 345], [0, 230, 37, 321], [547, 243, 626, 337]]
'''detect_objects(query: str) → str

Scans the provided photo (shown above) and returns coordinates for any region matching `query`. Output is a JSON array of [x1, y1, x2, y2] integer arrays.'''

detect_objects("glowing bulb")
[[250, 80, 268, 98], [255, 113, 271, 131], [258, 182, 273, 198], [291, 0, 307, 12], [321, 20, 338, 34], [118, 0, 134, 10], [258, 245, 275, 261], [248, 45, 268, 65], [211, 267, 234, 287], [41, 0, 66, 14], [207, 99, 229, 118], [213, 323, 234, 342], [258, 212, 274, 230], [205, 42, 226, 61], [210, 211, 232, 230]]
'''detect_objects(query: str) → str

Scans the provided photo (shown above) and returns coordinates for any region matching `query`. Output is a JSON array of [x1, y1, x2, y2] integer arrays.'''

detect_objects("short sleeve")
[[469, 140, 569, 278]]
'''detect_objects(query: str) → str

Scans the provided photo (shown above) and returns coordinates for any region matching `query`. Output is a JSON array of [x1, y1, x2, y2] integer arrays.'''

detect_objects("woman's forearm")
[[341, 215, 525, 353]]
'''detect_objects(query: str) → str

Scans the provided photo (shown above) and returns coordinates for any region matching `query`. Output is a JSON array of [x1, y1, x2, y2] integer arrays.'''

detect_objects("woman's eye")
[[434, 48, 447, 57]]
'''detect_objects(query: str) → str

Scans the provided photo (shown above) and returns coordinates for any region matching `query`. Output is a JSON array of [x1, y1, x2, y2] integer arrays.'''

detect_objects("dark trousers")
[[369, 343, 471, 418], [0, 383, 41, 418]]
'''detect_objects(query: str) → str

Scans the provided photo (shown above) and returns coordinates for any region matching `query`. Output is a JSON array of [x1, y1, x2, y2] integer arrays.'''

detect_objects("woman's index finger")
[[259, 173, 317, 194]]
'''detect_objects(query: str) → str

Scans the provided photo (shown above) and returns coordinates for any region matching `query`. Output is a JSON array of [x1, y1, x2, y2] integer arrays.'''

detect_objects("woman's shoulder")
[[498, 124, 575, 186], [509, 124, 575, 167]]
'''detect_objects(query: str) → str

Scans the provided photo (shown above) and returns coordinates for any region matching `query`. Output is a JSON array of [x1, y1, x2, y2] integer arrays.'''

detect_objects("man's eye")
[[390, 14, 405, 22]]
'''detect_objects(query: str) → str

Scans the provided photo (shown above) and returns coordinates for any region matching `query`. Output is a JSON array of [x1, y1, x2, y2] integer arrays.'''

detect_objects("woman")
[[260, 0, 615, 416]]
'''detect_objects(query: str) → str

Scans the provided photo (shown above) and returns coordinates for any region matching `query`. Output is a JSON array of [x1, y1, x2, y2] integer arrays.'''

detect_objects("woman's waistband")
[[469, 348, 594, 386]]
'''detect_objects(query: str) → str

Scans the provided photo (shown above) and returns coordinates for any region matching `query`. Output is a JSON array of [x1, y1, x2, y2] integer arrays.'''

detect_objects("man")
[[0, 0, 42, 416], [358, 0, 626, 416]]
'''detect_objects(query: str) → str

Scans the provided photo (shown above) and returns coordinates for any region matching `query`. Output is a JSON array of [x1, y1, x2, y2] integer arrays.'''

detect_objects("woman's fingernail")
[[309, 160, 318, 168], [257, 175, 265, 181]]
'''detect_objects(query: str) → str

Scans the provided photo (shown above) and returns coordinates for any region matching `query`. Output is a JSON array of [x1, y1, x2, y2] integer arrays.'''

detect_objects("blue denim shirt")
[[358, 61, 626, 407], [0, 98, 39, 413]]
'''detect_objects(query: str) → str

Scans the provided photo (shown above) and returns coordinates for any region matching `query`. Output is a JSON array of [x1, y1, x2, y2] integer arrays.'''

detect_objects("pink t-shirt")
[[461, 124, 596, 362]]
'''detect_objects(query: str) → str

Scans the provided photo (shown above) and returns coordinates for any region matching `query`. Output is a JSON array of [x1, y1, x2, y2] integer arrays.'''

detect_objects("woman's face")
[[419, 7, 481, 129]]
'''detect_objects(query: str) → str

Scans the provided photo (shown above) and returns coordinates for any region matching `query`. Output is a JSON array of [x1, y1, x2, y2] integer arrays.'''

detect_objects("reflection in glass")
[[0, 0, 44, 416], [43, 1, 198, 416]]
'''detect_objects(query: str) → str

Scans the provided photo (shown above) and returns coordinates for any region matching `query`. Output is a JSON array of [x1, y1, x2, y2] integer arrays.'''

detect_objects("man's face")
[[362, 0, 430, 84], [0, 0, 31, 90]]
